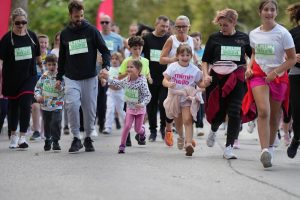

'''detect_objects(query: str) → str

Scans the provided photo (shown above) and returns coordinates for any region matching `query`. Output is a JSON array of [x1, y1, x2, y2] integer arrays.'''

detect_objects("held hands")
[[99, 69, 109, 80]]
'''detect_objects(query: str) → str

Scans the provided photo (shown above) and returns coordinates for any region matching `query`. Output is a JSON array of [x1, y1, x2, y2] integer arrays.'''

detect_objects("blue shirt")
[[101, 32, 124, 53]]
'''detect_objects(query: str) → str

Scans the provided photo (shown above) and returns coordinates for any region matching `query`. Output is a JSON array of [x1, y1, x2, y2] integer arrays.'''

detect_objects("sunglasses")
[[100, 21, 110, 25], [175, 25, 188, 29], [14, 20, 27, 26]]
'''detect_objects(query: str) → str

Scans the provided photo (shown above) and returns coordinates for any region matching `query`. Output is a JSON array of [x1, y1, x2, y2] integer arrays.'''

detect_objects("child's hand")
[[135, 104, 144, 109], [168, 82, 176, 88], [55, 80, 62, 90], [203, 75, 212, 86], [101, 78, 107, 86], [147, 76, 153, 84], [36, 96, 44, 103]]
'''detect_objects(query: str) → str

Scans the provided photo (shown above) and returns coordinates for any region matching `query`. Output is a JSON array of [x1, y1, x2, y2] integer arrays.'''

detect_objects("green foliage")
[[26, 0, 300, 46]]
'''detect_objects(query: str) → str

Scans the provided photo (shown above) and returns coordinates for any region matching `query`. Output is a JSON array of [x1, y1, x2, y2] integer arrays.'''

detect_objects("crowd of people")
[[0, 0, 299, 168]]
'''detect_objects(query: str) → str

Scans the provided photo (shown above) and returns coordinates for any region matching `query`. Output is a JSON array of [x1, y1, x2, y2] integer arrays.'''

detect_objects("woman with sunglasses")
[[0, 8, 41, 149]]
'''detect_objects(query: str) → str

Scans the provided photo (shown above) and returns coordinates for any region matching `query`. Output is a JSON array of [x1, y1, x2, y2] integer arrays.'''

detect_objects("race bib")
[[42, 81, 59, 97], [150, 49, 161, 62], [14, 46, 32, 61], [255, 44, 275, 59], [69, 39, 88, 55], [124, 87, 139, 103], [105, 40, 114, 51], [221, 46, 241, 61]]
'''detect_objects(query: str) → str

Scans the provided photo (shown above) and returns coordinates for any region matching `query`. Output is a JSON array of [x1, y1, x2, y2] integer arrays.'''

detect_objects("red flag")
[[0, 0, 11, 39], [96, 0, 114, 31]]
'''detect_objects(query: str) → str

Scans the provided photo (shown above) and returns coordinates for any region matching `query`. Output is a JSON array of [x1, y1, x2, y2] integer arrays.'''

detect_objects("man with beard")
[[56, 0, 110, 153], [142, 15, 170, 142]]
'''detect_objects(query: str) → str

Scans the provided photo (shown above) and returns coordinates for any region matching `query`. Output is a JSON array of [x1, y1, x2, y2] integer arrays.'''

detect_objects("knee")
[[182, 118, 193, 127], [257, 108, 269, 119]]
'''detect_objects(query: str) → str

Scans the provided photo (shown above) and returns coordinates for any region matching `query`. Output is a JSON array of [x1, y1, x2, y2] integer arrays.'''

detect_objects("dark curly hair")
[[287, 3, 300, 26], [128, 36, 144, 48]]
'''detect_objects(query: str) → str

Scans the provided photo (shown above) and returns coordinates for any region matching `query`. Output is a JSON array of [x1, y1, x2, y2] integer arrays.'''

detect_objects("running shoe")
[[165, 130, 174, 147], [223, 145, 237, 159]]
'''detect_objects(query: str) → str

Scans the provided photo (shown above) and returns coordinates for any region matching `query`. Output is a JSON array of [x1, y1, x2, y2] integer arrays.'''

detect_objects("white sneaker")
[[283, 133, 291, 146], [18, 136, 29, 149], [233, 139, 240, 149], [196, 127, 204, 136], [260, 148, 272, 168], [268, 146, 275, 163], [206, 130, 216, 147], [9, 135, 19, 149], [247, 121, 255, 133], [273, 134, 280, 147], [223, 145, 237, 159]]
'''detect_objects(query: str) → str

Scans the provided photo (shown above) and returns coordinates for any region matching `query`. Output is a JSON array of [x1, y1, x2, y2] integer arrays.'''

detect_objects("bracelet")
[[273, 70, 279, 76]]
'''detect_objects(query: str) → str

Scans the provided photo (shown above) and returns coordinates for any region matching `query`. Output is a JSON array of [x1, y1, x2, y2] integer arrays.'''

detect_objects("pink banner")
[[0, 0, 11, 39], [96, 0, 114, 31]]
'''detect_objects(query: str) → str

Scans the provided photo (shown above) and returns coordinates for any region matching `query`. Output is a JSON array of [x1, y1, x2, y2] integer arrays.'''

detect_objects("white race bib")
[[255, 44, 275, 59], [150, 49, 161, 62], [69, 39, 88, 55], [105, 40, 114, 51], [15, 46, 32, 61], [124, 87, 139, 103], [221, 46, 241, 61]]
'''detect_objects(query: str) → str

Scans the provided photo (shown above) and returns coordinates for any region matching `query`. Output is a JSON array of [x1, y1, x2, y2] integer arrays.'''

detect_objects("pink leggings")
[[120, 112, 145, 146]]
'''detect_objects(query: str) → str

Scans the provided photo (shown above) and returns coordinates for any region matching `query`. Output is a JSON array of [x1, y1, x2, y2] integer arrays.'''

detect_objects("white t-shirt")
[[250, 24, 295, 75], [168, 35, 194, 64], [163, 62, 202, 102]]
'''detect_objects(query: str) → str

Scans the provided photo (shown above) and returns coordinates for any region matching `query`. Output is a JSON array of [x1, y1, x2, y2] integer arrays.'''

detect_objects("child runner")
[[102, 52, 126, 134], [34, 54, 64, 151], [163, 44, 208, 156], [101, 59, 151, 153]]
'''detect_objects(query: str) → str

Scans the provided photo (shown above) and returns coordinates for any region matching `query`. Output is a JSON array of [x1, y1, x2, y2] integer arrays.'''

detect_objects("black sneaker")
[[115, 117, 121, 129], [63, 126, 70, 135], [83, 137, 95, 152], [44, 139, 52, 151], [126, 133, 132, 146], [52, 141, 61, 151], [287, 138, 300, 159], [68, 137, 83, 153], [148, 131, 157, 142], [135, 134, 146, 145]]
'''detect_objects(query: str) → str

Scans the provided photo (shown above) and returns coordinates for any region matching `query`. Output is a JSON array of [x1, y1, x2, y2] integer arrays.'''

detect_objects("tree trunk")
[[11, 0, 28, 13]]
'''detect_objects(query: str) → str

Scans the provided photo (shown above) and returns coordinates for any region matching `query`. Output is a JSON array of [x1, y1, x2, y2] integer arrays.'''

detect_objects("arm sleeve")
[[119, 58, 128, 75], [201, 35, 214, 63], [34, 77, 43, 98], [57, 34, 66, 81], [139, 77, 151, 105], [95, 29, 111, 69]]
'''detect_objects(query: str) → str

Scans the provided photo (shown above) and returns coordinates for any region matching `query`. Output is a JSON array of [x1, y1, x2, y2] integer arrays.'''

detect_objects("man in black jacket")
[[56, 0, 110, 153]]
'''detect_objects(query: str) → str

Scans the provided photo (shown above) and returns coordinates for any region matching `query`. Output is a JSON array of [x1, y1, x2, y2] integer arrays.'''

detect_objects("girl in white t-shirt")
[[244, 0, 296, 168], [163, 44, 209, 156]]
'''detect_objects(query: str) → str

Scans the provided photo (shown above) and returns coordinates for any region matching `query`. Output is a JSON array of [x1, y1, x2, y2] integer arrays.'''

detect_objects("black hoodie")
[[57, 20, 110, 81]]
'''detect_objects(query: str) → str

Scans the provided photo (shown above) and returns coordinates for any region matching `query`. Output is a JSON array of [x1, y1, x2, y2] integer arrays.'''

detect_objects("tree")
[[11, 0, 28, 12]]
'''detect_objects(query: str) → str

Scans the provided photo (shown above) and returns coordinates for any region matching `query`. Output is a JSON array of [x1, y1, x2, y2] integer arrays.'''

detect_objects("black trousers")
[[8, 94, 33, 133], [0, 98, 8, 132], [207, 73, 246, 147], [289, 75, 300, 140], [42, 110, 62, 141], [146, 84, 168, 133], [97, 83, 108, 130]]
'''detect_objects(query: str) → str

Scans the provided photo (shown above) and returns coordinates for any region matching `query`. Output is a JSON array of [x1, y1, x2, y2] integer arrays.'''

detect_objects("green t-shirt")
[[119, 56, 150, 76]]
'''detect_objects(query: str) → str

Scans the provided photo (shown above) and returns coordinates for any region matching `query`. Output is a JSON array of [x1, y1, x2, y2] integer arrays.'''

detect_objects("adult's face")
[[259, 2, 277, 24], [13, 16, 27, 32], [129, 25, 138, 37], [100, 16, 111, 32], [218, 18, 235, 36], [70, 9, 84, 27], [174, 19, 189, 36], [155, 20, 169, 36]]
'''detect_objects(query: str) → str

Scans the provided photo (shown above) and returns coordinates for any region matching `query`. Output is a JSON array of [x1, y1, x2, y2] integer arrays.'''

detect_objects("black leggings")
[[8, 94, 33, 133], [289, 75, 300, 140]]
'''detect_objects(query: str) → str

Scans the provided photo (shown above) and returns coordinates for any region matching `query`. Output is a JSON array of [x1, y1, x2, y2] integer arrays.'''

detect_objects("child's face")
[[127, 62, 140, 77], [111, 56, 120, 67], [46, 62, 57, 73], [129, 46, 142, 57], [39, 38, 49, 52], [177, 51, 192, 66], [192, 36, 201, 49]]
